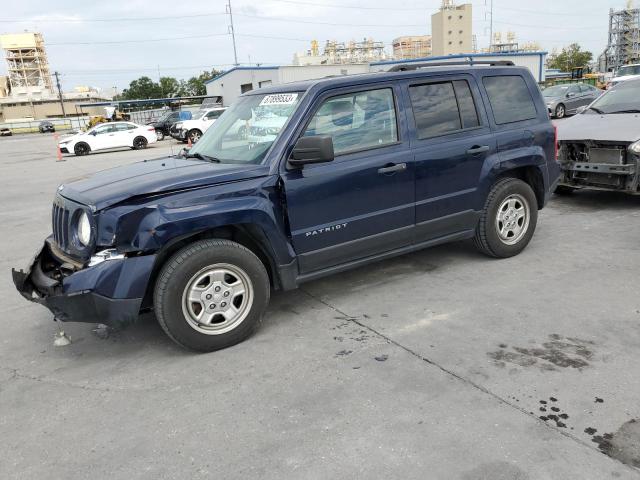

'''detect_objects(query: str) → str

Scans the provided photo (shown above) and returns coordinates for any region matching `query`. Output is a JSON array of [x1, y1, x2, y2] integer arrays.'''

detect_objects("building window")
[[240, 83, 253, 93], [448, 41, 452, 45], [459, 30, 463, 34], [258, 80, 272, 88], [448, 15, 452, 19], [459, 15, 463, 19], [448, 30, 452, 34]]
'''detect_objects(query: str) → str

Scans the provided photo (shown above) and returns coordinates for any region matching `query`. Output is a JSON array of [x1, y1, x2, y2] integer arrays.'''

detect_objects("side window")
[[93, 124, 114, 135], [302, 88, 398, 155], [206, 110, 223, 120], [483, 75, 537, 124], [114, 123, 136, 131], [409, 80, 480, 139]]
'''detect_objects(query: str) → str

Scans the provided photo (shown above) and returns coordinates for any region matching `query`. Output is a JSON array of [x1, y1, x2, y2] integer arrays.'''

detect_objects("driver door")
[[281, 85, 415, 275], [89, 124, 116, 151]]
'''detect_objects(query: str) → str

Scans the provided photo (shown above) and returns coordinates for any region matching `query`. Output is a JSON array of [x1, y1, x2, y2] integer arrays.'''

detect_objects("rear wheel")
[[133, 136, 148, 149], [474, 178, 538, 258], [555, 103, 566, 119], [74, 142, 90, 156], [188, 129, 202, 143], [155, 129, 164, 141], [154, 239, 270, 352]]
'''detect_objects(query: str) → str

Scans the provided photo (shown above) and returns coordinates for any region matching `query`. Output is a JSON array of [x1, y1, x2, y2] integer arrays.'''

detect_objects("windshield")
[[617, 65, 640, 77], [542, 85, 569, 97], [188, 92, 301, 164], [588, 80, 640, 114]]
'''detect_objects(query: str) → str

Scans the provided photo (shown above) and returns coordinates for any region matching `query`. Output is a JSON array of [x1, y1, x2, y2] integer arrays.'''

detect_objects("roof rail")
[[388, 60, 515, 72]]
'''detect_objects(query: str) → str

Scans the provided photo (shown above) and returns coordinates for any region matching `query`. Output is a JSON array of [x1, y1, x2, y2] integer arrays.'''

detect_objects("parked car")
[[57, 121, 157, 156], [542, 83, 601, 118], [13, 62, 559, 352], [556, 77, 640, 195], [39, 121, 55, 133], [147, 110, 182, 141], [607, 63, 640, 88], [0, 127, 11, 136], [170, 107, 226, 143]]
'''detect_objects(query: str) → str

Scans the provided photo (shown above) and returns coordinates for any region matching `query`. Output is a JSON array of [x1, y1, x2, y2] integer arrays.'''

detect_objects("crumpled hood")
[[557, 113, 640, 143], [59, 156, 269, 211]]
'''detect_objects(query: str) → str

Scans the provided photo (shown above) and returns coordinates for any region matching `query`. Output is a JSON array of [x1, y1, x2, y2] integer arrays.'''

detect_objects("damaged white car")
[[556, 78, 640, 195]]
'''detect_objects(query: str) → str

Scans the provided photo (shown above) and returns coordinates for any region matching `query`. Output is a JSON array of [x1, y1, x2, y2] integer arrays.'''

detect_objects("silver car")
[[542, 83, 601, 119]]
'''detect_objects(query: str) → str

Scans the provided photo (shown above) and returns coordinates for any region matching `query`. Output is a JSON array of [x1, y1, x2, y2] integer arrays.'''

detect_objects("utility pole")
[[226, 0, 239, 66], [53, 71, 66, 118], [488, 0, 494, 52]]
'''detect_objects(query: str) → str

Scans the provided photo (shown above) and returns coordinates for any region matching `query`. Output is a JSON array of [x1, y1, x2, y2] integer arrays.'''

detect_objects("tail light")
[[553, 124, 559, 161], [147, 127, 156, 132]]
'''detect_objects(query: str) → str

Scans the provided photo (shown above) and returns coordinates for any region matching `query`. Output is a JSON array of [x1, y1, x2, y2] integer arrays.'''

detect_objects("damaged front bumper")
[[558, 143, 640, 194], [12, 238, 156, 328]]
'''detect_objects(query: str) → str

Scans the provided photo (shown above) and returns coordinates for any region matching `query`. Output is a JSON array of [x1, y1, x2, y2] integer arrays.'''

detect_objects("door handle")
[[378, 163, 406, 174], [466, 145, 490, 155]]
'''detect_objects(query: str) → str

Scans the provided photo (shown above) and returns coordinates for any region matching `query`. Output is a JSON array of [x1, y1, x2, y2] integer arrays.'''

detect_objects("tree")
[[159, 76, 182, 97], [119, 76, 162, 99], [183, 69, 221, 96], [548, 43, 593, 71]]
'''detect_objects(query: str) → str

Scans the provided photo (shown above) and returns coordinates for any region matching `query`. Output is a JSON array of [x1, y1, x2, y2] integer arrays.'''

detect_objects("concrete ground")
[[1, 133, 639, 480]]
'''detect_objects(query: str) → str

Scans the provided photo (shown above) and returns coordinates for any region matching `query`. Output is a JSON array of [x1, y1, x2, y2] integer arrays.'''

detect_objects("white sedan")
[[59, 122, 158, 156]]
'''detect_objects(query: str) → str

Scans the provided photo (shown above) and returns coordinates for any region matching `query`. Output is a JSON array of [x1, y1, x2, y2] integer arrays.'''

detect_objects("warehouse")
[[205, 64, 370, 106]]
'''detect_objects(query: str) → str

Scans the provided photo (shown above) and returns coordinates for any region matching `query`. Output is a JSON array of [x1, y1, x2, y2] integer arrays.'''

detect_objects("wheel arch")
[[141, 223, 283, 309], [497, 166, 545, 209]]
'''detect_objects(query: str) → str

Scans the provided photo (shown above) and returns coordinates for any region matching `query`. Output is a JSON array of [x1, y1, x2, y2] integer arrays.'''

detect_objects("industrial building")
[[293, 39, 388, 66], [205, 64, 370, 106], [601, 4, 640, 72], [0, 31, 109, 122], [392, 36, 432, 60], [431, 0, 473, 56]]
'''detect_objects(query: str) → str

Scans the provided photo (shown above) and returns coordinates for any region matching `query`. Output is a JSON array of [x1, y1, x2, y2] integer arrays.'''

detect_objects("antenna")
[[226, 0, 239, 66]]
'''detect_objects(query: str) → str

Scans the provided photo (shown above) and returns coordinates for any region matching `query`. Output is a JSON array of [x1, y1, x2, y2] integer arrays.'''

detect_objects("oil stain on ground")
[[487, 334, 595, 371], [591, 419, 640, 468]]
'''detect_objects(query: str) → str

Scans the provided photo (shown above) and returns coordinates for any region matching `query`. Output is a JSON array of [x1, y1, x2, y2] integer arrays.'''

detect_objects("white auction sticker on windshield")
[[259, 93, 298, 106]]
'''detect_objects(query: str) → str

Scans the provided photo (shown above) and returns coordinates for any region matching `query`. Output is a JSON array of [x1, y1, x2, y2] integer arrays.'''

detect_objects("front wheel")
[[133, 136, 148, 149], [74, 142, 90, 156], [188, 129, 202, 143], [155, 129, 164, 141], [154, 239, 270, 352], [474, 178, 538, 258], [555, 103, 566, 119]]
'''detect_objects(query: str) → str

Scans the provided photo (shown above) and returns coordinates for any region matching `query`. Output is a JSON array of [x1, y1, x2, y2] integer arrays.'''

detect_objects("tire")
[[154, 239, 270, 352], [474, 177, 538, 258], [555, 103, 566, 119], [554, 185, 576, 195], [188, 129, 202, 143], [155, 129, 164, 141], [74, 142, 90, 156], [133, 136, 148, 149]]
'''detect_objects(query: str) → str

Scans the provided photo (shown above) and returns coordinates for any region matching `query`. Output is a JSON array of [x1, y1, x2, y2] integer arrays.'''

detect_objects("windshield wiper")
[[184, 152, 221, 163], [607, 109, 640, 114], [588, 106, 605, 114]]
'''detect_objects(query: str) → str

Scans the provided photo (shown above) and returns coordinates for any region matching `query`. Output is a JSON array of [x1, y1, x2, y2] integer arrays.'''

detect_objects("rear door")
[[113, 123, 137, 147], [405, 74, 496, 241], [281, 85, 415, 274]]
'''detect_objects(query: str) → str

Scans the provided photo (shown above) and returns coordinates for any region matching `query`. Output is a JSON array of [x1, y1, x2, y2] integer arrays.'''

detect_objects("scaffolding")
[[605, 6, 640, 71], [0, 32, 53, 94], [323, 39, 387, 64]]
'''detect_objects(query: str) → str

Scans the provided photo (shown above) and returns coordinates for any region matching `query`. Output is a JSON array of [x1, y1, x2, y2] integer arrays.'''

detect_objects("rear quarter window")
[[483, 75, 537, 124]]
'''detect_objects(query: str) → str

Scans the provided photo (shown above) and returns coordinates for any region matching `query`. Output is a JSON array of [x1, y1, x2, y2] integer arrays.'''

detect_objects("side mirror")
[[90, 130, 97, 136], [289, 136, 334, 167], [566, 92, 576, 98]]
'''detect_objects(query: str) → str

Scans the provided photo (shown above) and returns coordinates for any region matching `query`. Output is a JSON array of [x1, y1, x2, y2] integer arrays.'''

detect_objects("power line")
[[233, 12, 427, 27], [0, 12, 227, 23], [48, 32, 230, 46]]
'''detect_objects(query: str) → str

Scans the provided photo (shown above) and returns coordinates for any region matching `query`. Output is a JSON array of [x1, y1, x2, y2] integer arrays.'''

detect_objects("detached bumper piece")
[[12, 239, 156, 328]]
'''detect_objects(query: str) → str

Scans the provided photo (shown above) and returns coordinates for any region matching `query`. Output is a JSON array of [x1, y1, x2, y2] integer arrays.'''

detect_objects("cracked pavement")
[[1, 134, 639, 479]]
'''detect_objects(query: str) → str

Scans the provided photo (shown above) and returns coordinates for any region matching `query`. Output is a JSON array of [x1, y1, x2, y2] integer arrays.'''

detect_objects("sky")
[[0, 0, 631, 93]]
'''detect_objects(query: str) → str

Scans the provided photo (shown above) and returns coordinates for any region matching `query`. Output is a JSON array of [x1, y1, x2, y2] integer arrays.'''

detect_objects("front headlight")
[[77, 211, 91, 246], [629, 140, 640, 154], [174, 122, 183, 129]]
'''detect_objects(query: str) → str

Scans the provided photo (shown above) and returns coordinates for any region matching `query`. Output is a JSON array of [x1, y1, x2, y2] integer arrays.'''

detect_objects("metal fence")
[[0, 117, 90, 134]]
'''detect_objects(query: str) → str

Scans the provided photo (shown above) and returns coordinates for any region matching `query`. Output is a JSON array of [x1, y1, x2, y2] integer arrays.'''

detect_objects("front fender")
[[104, 177, 295, 267]]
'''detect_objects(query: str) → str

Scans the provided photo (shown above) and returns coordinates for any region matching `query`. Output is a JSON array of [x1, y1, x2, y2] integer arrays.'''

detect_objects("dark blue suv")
[[13, 62, 560, 352]]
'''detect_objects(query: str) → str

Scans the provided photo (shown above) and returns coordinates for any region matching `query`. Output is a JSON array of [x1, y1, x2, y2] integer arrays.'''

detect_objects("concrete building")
[[431, 1, 472, 56], [0, 32, 53, 97], [205, 64, 370, 106], [371, 51, 548, 83], [392, 36, 432, 60], [0, 91, 110, 122]]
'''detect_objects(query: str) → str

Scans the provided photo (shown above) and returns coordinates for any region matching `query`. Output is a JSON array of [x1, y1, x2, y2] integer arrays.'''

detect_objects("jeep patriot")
[[13, 62, 560, 352]]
